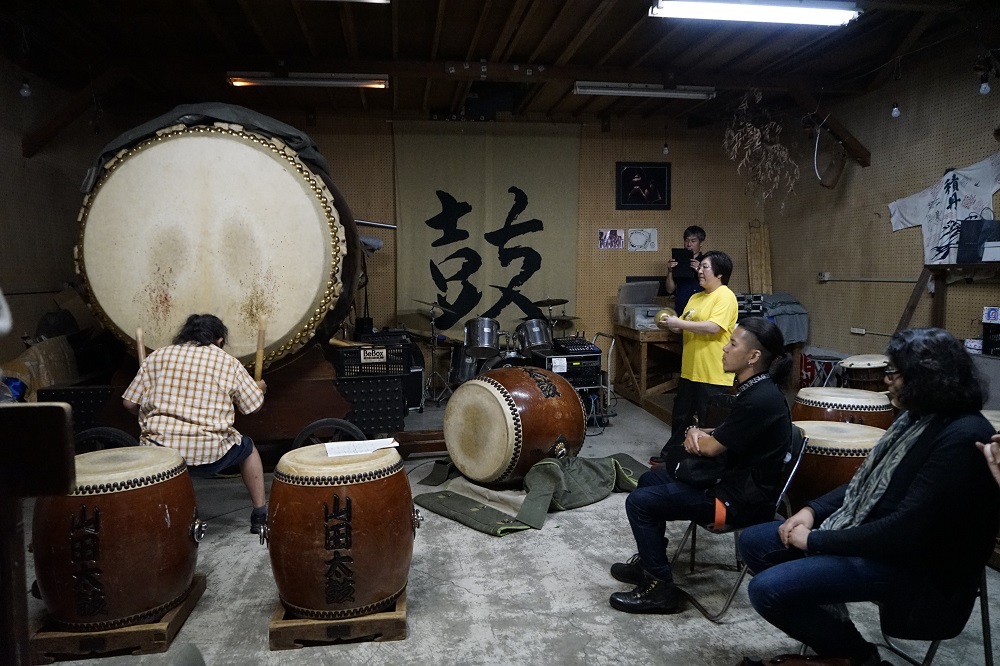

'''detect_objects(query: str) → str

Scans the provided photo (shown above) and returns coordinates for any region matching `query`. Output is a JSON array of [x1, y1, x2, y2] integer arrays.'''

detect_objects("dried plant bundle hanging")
[[723, 89, 801, 201]]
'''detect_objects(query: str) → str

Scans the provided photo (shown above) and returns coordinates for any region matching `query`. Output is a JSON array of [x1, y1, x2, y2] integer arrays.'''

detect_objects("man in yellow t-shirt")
[[651, 251, 738, 464]]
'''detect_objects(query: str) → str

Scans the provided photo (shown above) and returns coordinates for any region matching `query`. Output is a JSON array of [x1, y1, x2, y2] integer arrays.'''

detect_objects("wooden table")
[[613, 325, 680, 424]]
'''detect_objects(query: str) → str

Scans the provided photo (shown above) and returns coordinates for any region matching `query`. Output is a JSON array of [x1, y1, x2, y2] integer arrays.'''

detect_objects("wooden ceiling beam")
[[865, 12, 937, 92], [788, 87, 871, 167], [290, 0, 321, 58], [488, 0, 532, 61], [449, 0, 493, 114], [502, 0, 543, 62], [191, 0, 240, 55], [236, 0, 277, 56]]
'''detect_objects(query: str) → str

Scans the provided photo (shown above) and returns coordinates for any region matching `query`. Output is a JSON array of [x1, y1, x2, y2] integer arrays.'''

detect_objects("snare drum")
[[76, 113, 359, 367], [266, 446, 417, 619], [788, 420, 885, 511], [792, 386, 895, 429], [515, 318, 553, 354], [840, 354, 889, 392], [444, 367, 586, 486], [464, 317, 501, 358], [32, 447, 203, 630]]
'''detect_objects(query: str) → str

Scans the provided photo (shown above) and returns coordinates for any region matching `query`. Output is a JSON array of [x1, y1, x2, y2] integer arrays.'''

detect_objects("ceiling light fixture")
[[19, 78, 31, 97], [574, 81, 716, 100], [227, 72, 389, 89], [981, 73, 991, 96], [649, 0, 860, 26], [891, 102, 901, 119]]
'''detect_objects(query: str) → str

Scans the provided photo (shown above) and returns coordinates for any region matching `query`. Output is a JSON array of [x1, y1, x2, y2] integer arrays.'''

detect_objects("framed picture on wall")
[[616, 162, 671, 210]]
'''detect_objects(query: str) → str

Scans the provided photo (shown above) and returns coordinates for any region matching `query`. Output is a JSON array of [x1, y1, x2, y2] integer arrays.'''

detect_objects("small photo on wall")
[[599, 229, 625, 249], [627, 228, 658, 252]]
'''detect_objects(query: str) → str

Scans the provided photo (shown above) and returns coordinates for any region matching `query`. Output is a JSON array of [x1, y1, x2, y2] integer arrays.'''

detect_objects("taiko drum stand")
[[424, 305, 452, 406]]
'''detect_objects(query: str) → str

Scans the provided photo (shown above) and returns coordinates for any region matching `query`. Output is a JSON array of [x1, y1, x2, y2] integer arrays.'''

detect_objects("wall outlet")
[[817, 271, 832, 282], [850, 327, 866, 335]]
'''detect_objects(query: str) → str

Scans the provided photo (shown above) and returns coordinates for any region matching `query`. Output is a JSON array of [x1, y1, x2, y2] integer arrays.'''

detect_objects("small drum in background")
[[443, 367, 586, 486], [481, 352, 530, 372], [792, 386, 895, 429], [265, 446, 418, 620], [464, 317, 501, 358], [515, 318, 553, 354], [32, 447, 204, 631], [449, 345, 482, 386], [840, 354, 890, 392], [788, 420, 885, 511]]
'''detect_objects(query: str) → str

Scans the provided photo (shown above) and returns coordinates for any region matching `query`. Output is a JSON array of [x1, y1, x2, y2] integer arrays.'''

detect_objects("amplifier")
[[529, 348, 602, 388]]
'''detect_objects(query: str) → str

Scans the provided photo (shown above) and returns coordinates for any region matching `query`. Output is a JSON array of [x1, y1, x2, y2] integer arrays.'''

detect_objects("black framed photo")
[[616, 161, 671, 210]]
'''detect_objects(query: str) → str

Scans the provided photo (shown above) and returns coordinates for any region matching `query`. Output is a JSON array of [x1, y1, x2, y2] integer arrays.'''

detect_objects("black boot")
[[609, 571, 680, 614], [610, 554, 645, 585]]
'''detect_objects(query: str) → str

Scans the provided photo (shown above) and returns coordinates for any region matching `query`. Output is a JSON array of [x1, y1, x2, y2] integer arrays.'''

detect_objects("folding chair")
[[669, 425, 807, 622]]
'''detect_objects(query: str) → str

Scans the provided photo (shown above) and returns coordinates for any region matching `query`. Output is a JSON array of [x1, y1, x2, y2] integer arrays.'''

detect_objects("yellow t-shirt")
[[680, 285, 738, 386]]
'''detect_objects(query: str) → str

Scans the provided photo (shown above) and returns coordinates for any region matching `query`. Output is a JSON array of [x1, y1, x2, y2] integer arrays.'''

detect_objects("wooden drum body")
[[76, 114, 359, 368], [792, 386, 895, 429], [443, 367, 586, 486], [788, 420, 885, 511], [840, 354, 889, 392], [32, 447, 203, 631], [266, 446, 416, 620]]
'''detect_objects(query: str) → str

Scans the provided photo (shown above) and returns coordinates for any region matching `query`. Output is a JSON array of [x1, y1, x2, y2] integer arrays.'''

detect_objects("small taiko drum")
[[840, 354, 889, 392], [788, 420, 886, 511], [265, 446, 418, 619], [32, 447, 204, 631], [792, 386, 895, 429], [443, 366, 586, 486]]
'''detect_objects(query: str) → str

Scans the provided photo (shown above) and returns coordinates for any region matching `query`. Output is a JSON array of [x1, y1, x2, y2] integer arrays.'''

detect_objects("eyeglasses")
[[884, 367, 901, 379]]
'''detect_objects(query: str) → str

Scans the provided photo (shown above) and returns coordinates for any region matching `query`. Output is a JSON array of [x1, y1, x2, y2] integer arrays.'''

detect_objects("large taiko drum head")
[[76, 120, 356, 367], [788, 420, 885, 511], [32, 446, 201, 631], [267, 445, 415, 620], [792, 386, 895, 429], [839, 354, 889, 392], [443, 367, 586, 486]]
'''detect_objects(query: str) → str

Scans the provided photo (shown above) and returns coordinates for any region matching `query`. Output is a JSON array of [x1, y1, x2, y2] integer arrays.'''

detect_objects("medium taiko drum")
[[32, 446, 204, 630], [265, 446, 418, 619], [75, 109, 359, 368], [792, 386, 895, 429], [788, 420, 886, 511], [840, 354, 890, 392], [443, 367, 586, 486]]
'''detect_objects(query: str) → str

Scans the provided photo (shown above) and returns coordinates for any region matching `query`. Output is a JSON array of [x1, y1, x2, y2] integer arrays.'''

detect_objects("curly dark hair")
[[885, 328, 985, 417], [738, 316, 793, 390], [173, 314, 228, 347]]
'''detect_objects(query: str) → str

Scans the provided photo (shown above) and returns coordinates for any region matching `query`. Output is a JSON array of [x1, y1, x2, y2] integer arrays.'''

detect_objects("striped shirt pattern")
[[123, 343, 264, 466]]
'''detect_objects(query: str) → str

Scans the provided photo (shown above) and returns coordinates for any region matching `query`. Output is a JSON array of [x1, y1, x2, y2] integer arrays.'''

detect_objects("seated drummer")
[[609, 317, 793, 614], [122, 314, 269, 534], [738, 328, 999, 666]]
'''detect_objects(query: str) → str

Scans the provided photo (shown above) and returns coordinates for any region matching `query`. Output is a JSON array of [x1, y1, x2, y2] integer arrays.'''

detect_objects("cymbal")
[[551, 315, 580, 321], [412, 299, 458, 314], [552, 319, 576, 328], [533, 298, 569, 308]]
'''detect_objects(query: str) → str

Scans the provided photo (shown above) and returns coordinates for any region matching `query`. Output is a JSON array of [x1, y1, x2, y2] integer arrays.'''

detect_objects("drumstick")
[[328, 336, 366, 347], [136, 327, 146, 364], [254, 319, 266, 382]]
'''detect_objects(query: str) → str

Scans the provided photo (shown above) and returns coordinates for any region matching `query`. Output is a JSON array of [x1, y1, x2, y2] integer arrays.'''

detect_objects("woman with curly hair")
[[736, 328, 999, 666]]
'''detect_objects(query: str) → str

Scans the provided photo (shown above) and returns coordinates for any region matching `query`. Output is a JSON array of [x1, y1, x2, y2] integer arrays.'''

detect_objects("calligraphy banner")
[[394, 122, 580, 338]]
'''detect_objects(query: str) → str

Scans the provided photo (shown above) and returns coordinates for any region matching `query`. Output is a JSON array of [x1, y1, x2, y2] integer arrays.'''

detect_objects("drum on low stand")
[[788, 420, 885, 511], [32, 447, 204, 630], [449, 345, 483, 386], [463, 317, 501, 359], [792, 386, 895, 429], [264, 446, 419, 619], [840, 354, 889, 392], [443, 367, 586, 486]]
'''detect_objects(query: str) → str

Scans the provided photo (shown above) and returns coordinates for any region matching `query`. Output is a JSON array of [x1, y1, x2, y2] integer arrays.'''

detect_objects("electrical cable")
[[813, 113, 831, 181]]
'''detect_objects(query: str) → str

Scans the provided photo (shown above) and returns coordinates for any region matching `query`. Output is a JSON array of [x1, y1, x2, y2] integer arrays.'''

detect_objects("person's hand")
[[689, 258, 701, 271], [661, 315, 683, 333], [975, 434, 1000, 488], [668, 259, 678, 269], [684, 427, 703, 455], [786, 524, 811, 551], [779, 508, 815, 549], [256, 379, 267, 395]]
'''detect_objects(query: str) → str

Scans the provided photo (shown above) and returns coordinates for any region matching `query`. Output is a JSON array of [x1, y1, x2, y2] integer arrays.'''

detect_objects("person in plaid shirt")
[[123, 314, 269, 533]]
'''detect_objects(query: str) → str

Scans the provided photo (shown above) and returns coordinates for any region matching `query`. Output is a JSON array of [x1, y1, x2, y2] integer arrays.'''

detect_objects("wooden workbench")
[[613, 325, 680, 424]]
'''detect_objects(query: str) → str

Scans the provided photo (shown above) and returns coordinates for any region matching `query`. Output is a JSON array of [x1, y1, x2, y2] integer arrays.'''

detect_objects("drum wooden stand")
[[29, 575, 206, 664], [268, 591, 407, 650]]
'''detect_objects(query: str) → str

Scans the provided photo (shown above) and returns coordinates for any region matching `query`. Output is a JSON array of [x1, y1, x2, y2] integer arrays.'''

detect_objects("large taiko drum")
[[839, 354, 889, 392], [792, 386, 895, 429], [788, 421, 885, 511], [75, 110, 359, 368], [443, 367, 586, 486], [32, 446, 203, 631], [265, 446, 417, 619]]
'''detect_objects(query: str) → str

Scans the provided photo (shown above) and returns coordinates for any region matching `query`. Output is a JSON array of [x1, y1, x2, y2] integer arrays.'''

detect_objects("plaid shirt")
[[123, 343, 264, 466]]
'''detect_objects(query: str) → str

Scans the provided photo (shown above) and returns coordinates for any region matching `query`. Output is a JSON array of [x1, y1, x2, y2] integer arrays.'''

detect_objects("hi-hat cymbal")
[[533, 298, 569, 308], [413, 298, 458, 315]]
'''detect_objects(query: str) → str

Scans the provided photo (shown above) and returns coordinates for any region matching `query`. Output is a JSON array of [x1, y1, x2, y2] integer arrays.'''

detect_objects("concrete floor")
[[21, 396, 1000, 665]]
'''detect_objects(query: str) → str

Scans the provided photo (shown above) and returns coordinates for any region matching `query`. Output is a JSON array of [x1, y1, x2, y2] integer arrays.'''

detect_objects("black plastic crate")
[[984, 323, 1000, 356], [332, 344, 406, 377]]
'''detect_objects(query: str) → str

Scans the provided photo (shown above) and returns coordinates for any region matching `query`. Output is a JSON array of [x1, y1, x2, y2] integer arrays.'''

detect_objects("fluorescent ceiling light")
[[574, 81, 716, 100], [227, 72, 389, 89], [649, 1, 860, 26]]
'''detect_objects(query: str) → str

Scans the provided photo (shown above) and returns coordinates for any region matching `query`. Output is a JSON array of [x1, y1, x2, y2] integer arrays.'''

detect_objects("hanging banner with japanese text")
[[394, 122, 580, 338]]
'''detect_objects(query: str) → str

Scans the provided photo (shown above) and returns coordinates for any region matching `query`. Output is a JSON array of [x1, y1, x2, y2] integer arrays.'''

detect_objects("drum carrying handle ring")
[[259, 524, 270, 547], [190, 516, 208, 544], [412, 508, 424, 533], [548, 435, 569, 459]]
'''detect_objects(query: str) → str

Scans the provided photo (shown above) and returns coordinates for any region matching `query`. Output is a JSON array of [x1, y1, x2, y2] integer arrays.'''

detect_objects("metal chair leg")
[[980, 570, 992, 666]]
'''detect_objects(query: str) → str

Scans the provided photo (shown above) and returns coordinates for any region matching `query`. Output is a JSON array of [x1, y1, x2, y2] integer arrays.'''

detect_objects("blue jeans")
[[624, 466, 714, 581], [186, 436, 254, 478], [740, 521, 905, 660]]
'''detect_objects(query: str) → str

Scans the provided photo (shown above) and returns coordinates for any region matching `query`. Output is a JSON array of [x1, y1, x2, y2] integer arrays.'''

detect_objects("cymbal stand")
[[425, 305, 452, 406]]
